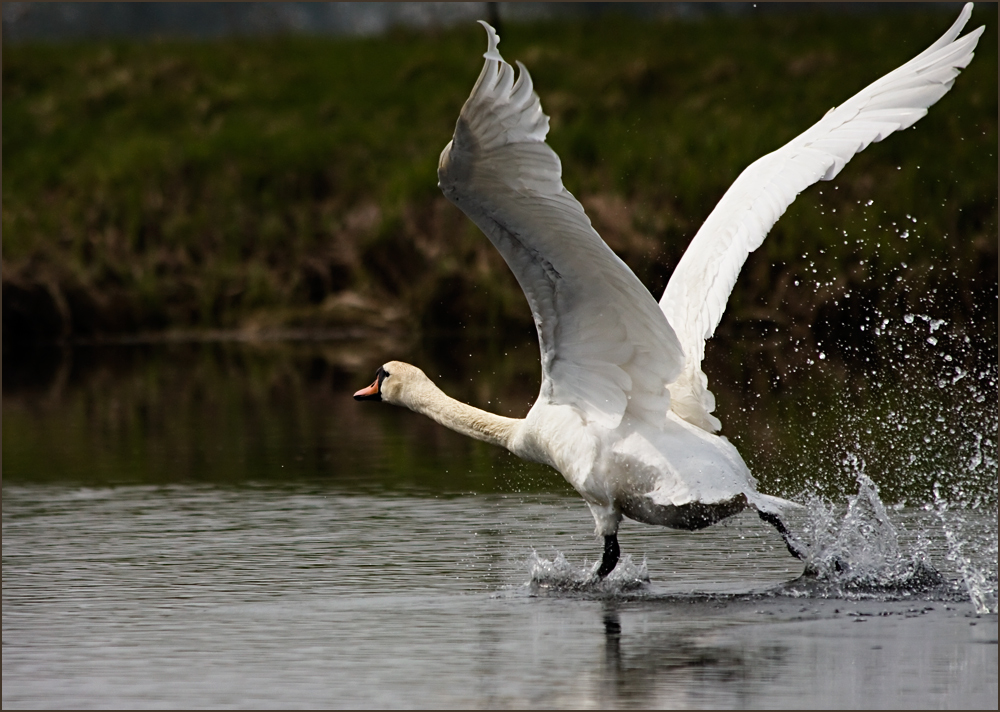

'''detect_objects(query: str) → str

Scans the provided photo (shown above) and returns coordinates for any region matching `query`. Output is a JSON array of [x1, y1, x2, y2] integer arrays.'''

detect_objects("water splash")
[[791, 468, 944, 597], [757, 264, 998, 609], [933, 482, 998, 614], [775, 433, 997, 609], [526, 550, 649, 594]]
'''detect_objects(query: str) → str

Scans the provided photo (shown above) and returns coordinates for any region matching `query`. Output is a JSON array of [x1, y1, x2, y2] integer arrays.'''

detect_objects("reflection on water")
[[3, 338, 997, 707], [4, 332, 996, 498], [2, 338, 554, 492]]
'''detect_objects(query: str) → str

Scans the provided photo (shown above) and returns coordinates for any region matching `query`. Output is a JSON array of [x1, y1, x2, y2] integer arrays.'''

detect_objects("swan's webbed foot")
[[595, 534, 620, 579], [757, 510, 808, 561]]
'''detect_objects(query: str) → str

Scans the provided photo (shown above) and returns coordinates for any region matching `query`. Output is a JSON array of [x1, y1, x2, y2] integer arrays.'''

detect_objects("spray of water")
[[527, 550, 650, 594], [790, 465, 944, 597], [933, 482, 998, 614], [767, 223, 998, 610]]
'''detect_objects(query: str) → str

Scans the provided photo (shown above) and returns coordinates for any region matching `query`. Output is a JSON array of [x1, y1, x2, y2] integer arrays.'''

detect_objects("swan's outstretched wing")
[[661, 3, 983, 433], [439, 22, 684, 430]]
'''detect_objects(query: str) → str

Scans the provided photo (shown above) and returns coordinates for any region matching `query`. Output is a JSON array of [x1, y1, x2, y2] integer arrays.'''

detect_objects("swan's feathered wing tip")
[[958, 2, 974, 31], [915, 1, 979, 62], [444, 20, 550, 157], [478, 20, 503, 62]]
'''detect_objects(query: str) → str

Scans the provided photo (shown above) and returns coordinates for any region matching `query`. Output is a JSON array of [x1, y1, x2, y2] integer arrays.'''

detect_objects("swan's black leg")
[[757, 510, 807, 561], [596, 534, 620, 579]]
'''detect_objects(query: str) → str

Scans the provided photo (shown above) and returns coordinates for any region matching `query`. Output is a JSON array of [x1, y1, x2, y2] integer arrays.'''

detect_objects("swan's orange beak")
[[354, 379, 381, 401]]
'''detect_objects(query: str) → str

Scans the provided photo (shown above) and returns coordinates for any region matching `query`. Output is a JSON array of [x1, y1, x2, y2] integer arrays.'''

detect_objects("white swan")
[[355, 5, 983, 578]]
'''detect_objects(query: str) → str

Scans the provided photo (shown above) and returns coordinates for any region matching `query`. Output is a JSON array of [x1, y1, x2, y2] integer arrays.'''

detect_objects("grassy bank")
[[3, 7, 997, 369]]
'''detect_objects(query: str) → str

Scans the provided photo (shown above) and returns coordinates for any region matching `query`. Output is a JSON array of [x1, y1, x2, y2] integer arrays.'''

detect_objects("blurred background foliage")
[[3, 7, 996, 382]]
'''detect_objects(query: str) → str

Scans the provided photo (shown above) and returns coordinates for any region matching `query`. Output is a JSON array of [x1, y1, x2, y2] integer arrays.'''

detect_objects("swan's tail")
[[749, 493, 809, 561], [749, 492, 804, 516]]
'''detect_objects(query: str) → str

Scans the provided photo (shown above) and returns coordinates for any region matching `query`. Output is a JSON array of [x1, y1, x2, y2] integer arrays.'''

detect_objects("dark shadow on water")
[[597, 600, 783, 706], [588, 592, 995, 709]]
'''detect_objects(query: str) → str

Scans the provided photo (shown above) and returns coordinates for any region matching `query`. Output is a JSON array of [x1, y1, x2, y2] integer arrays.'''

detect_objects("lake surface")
[[3, 337, 997, 708]]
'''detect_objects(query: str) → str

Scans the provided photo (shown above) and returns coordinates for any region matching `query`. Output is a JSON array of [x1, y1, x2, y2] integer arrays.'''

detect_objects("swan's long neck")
[[394, 377, 522, 452]]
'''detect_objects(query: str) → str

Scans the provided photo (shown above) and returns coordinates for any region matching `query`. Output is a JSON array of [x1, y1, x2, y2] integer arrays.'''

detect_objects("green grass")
[[3, 7, 997, 350]]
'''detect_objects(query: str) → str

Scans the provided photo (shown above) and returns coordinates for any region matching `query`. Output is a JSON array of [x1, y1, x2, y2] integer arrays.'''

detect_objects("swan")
[[354, 5, 983, 579]]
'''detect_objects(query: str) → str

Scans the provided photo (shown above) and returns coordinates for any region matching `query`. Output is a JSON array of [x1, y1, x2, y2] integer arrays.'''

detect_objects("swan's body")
[[355, 6, 983, 577]]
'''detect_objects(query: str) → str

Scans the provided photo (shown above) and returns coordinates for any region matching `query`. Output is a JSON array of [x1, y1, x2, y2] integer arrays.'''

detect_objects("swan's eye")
[[377, 366, 390, 386]]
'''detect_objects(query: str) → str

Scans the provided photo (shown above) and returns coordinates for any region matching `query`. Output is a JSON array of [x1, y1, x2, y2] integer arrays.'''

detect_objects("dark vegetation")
[[4, 7, 997, 387]]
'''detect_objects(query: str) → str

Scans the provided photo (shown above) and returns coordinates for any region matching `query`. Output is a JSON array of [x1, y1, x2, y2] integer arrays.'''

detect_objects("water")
[[3, 338, 997, 708], [4, 484, 996, 709]]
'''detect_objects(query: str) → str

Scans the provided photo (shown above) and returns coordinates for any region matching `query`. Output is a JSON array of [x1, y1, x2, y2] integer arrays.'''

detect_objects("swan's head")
[[352, 361, 434, 408]]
